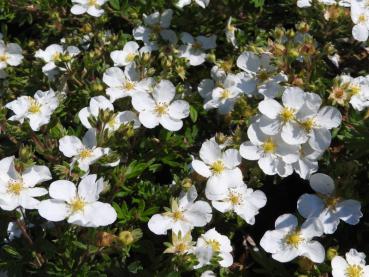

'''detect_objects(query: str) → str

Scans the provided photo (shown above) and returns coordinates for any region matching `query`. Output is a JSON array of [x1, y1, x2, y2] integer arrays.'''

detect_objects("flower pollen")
[[70, 198, 85, 213], [280, 107, 295, 123], [7, 180, 24, 195], [345, 264, 363, 277], [210, 160, 225, 174], [79, 149, 93, 160], [207, 239, 221, 252], [285, 230, 303, 247], [28, 99, 42, 114], [262, 138, 277, 154], [154, 103, 168, 116]]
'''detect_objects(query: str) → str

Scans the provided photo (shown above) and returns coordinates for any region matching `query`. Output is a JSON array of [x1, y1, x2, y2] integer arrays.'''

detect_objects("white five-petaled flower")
[[5, 89, 59, 131], [38, 174, 117, 227], [351, 1, 369, 41], [178, 32, 216, 66], [236, 51, 287, 98], [240, 121, 299, 177], [78, 95, 140, 131], [191, 139, 242, 198], [176, 0, 210, 8], [332, 248, 369, 277], [0, 40, 23, 70], [208, 176, 267, 225], [59, 128, 112, 171], [292, 143, 323, 180], [110, 41, 141, 67], [203, 74, 242, 114], [148, 186, 212, 235], [260, 213, 325, 263], [103, 64, 154, 103], [297, 173, 362, 234], [35, 44, 80, 78], [133, 9, 177, 50], [70, 0, 107, 17], [193, 228, 233, 269], [0, 156, 51, 211], [132, 80, 190, 131]]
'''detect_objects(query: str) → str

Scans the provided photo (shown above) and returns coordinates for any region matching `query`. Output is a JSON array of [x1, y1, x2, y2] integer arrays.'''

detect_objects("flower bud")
[[296, 22, 309, 33], [206, 53, 216, 64], [326, 247, 338, 261], [181, 178, 192, 189]]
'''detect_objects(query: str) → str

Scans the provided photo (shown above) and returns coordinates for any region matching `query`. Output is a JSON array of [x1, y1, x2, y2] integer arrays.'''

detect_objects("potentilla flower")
[[0, 156, 51, 211], [297, 173, 362, 234], [294, 92, 342, 151], [133, 9, 177, 50], [257, 87, 306, 144], [332, 248, 369, 277], [193, 228, 233, 269], [225, 17, 239, 48], [6, 89, 59, 131], [191, 139, 242, 197], [163, 231, 194, 255], [351, 2, 369, 41], [59, 128, 112, 172], [239, 120, 299, 177], [203, 74, 242, 114], [78, 96, 140, 131], [208, 176, 267, 225], [110, 41, 140, 67], [103, 64, 154, 103], [236, 51, 287, 98], [176, 0, 210, 8], [0, 40, 23, 70], [197, 65, 228, 103], [35, 44, 80, 78], [348, 76, 369, 111], [148, 186, 212, 235], [38, 174, 117, 227], [70, 0, 107, 17], [260, 213, 325, 263], [292, 143, 323, 179], [131, 80, 190, 131], [178, 32, 216, 66]]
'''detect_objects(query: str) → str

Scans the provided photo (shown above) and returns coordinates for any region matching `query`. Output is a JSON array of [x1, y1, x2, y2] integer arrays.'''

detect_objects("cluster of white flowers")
[[0, 36, 23, 79], [260, 173, 362, 264], [240, 87, 342, 178], [71, 0, 107, 17]]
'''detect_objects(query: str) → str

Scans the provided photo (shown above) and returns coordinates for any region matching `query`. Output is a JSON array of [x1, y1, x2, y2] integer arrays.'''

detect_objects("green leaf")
[[189, 105, 198, 123], [109, 0, 120, 10]]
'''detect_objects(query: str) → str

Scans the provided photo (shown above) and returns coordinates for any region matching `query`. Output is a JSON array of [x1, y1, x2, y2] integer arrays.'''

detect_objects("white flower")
[[257, 87, 306, 144], [292, 143, 323, 179], [163, 231, 194, 255], [6, 221, 22, 242], [236, 51, 287, 98], [176, 0, 210, 8], [0, 40, 23, 69], [194, 228, 233, 268], [6, 89, 59, 131], [260, 214, 325, 263], [148, 186, 212, 235], [131, 80, 190, 131], [191, 139, 242, 197], [35, 44, 80, 78], [110, 41, 140, 67], [78, 96, 140, 131], [103, 65, 154, 103], [297, 173, 362, 234], [332, 249, 369, 277], [351, 2, 369, 41], [294, 92, 342, 151], [59, 128, 111, 171], [178, 32, 216, 66], [133, 9, 177, 49], [348, 76, 369, 111], [0, 156, 51, 211], [203, 74, 242, 114], [297, 0, 311, 7], [208, 177, 267, 225], [225, 17, 239, 48], [38, 174, 117, 227], [200, 271, 216, 277], [239, 121, 299, 177], [70, 0, 107, 17]]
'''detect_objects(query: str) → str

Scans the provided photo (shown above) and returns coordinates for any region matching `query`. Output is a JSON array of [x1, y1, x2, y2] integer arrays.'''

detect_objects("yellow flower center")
[[28, 99, 41, 114], [219, 60, 233, 72], [151, 24, 162, 34], [0, 54, 8, 62], [171, 210, 184, 221], [262, 138, 277, 154], [345, 265, 363, 277], [123, 81, 135, 91], [126, 53, 137, 62], [52, 52, 61, 62], [257, 70, 270, 82], [108, 116, 117, 128], [7, 181, 24, 195], [358, 14, 367, 23], [192, 42, 203, 50], [280, 107, 295, 123], [207, 239, 221, 252], [285, 231, 303, 247], [79, 149, 93, 159], [154, 104, 168, 116], [70, 198, 85, 213], [229, 192, 241, 205], [301, 118, 315, 132], [349, 85, 361, 96], [88, 0, 98, 6], [324, 196, 341, 210], [220, 89, 231, 100], [210, 160, 225, 174], [175, 242, 188, 253]]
